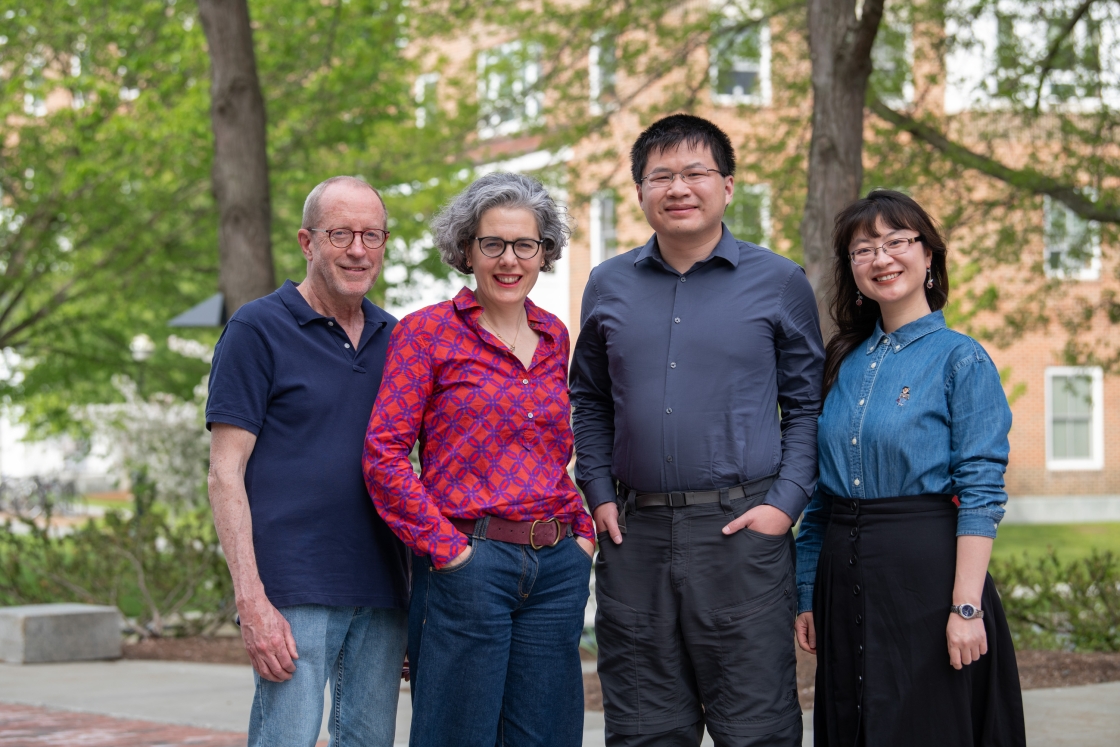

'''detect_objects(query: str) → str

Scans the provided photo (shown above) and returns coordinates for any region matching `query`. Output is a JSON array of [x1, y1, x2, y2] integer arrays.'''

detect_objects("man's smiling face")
[[635, 142, 733, 247]]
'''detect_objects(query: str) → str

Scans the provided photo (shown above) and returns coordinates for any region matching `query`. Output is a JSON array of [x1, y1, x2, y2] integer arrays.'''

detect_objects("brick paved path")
[[0, 703, 329, 747]]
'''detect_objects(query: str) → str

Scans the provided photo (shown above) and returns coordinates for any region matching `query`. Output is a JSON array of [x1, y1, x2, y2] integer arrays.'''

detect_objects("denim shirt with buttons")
[[794, 311, 1012, 614]]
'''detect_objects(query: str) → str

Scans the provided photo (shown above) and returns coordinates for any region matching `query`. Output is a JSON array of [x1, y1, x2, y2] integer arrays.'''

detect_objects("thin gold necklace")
[[480, 309, 524, 353]]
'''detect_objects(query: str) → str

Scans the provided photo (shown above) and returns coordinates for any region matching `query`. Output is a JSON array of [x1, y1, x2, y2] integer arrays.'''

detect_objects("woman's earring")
[[926, 267, 934, 289], [855, 290, 863, 307]]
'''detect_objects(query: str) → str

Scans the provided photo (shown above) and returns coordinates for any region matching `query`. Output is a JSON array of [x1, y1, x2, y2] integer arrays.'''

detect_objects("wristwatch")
[[950, 603, 984, 620]]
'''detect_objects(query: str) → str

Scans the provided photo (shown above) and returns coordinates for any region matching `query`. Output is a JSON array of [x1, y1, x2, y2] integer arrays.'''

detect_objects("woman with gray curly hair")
[[363, 172, 594, 747]]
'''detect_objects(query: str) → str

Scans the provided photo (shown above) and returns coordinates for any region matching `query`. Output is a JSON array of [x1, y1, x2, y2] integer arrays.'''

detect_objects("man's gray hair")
[[431, 172, 571, 274], [302, 176, 387, 229]]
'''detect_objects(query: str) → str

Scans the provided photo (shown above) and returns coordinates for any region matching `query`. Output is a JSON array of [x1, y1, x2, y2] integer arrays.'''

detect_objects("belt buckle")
[[530, 518, 562, 550], [668, 491, 687, 507]]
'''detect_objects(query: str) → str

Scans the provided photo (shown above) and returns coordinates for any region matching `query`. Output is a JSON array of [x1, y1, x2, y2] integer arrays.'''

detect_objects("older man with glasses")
[[207, 176, 409, 746]]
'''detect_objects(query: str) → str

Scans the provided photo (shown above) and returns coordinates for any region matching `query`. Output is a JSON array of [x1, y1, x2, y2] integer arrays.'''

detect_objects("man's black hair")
[[629, 114, 736, 184]]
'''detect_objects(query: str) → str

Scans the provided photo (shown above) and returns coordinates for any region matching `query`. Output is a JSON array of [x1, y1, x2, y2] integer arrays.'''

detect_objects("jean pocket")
[[432, 541, 479, 574]]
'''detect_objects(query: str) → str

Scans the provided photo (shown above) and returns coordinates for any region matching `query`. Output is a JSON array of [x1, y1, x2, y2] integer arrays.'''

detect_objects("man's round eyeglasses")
[[639, 168, 725, 189], [309, 227, 389, 250], [475, 236, 546, 259], [849, 236, 921, 266]]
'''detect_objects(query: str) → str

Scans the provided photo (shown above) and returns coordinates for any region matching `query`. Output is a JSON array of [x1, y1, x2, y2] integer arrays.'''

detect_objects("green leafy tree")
[[0, 0, 478, 433]]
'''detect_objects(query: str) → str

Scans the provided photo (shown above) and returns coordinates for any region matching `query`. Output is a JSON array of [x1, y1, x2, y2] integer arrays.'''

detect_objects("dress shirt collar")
[[451, 286, 552, 334], [278, 279, 381, 329], [864, 310, 947, 355], [633, 223, 741, 271]]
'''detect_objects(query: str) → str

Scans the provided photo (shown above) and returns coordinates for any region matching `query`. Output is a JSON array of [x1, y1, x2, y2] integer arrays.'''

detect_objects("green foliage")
[[992, 522, 1120, 562], [0, 0, 478, 433], [0, 481, 233, 637], [991, 549, 1120, 652]]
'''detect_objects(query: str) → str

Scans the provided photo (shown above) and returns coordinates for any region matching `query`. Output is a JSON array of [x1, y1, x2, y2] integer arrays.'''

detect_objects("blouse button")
[[851, 438, 857, 445], [895, 345, 901, 351], [522, 379, 529, 384], [858, 399, 865, 406], [853, 478, 860, 486], [870, 362, 876, 369], [527, 412, 535, 419]]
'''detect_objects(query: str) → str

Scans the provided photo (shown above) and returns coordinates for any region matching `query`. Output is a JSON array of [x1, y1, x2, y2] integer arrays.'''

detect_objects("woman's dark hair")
[[823, 190, 950, 396], [630, 114, 736, 183]]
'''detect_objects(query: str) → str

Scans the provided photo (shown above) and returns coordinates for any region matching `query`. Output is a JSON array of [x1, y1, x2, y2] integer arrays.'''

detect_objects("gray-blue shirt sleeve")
[[570, 272, 618, 511], [795, 487, 832, 613], [765, 267, 825, 520], [948, 346, 1012, 539]]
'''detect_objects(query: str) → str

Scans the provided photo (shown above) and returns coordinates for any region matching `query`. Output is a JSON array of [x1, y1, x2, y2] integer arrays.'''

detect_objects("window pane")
[[712, 26, 762, 98], [1053, 375, 1092, 416]]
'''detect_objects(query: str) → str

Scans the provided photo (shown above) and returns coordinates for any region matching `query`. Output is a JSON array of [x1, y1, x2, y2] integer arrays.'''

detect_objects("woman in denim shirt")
[[794, 191, 1025, 746]]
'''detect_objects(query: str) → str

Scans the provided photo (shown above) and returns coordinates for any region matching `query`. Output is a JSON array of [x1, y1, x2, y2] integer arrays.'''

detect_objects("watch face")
[[959, 604, 976, 618]]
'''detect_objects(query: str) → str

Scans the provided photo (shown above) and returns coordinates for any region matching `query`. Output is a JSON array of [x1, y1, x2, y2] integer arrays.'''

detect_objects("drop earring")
[[856, 290, 863, 307], [926, 267, 933, 289]]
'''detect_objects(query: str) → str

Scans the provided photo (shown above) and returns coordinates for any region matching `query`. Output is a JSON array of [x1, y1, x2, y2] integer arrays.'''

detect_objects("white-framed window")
[[589, 32, 618, 115], [944, 0, 1117, 113], [709, 15, 771, 107], [870, 5, 914, 107], [1045, 366, 1104, 471], [478, 40, 542, 139], [723, 183, 771, 247], [414, 73, 439, 128], [589, 189, 618, 267], [1044, 195, 1100, 280]]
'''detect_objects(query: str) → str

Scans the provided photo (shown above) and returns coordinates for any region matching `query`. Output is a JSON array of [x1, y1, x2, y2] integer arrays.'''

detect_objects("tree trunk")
[[799, 0, 885, 341], [197, 0, 275, 318]]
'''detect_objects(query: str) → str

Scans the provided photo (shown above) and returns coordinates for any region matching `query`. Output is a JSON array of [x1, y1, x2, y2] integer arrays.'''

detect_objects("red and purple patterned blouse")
[[363, 287, 594, 568]]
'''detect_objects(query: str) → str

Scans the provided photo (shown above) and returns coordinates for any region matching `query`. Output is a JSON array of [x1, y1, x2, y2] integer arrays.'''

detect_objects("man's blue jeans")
[[247, 604, 408, 747], [408, 535, 592, 747]]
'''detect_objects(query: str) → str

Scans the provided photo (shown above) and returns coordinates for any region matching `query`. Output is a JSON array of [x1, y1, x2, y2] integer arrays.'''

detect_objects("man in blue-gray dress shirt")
[[571, 115, 825, 746]]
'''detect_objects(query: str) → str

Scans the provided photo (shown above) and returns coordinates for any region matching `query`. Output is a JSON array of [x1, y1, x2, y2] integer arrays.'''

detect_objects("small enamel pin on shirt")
[[896, 386, 911, 406]]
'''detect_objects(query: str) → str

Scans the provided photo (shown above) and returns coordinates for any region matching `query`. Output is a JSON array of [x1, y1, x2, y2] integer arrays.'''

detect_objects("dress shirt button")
[[522, 379, 529, 384], [855, 614, 862, 625], [344, 343, 351, 349], [527, 412, 534, 418], [328, 321, 334, 326], [674, 317, 681, 323], [853, 478, 860, 486], [849, 555, 857, 566], [670, 362, 676, 369], [853, 584, 861, 596], [666, 455, 673, 462], [666, 408, 672, 414], [858, 399, 865, 406], [850, 527, 858, 538], [851, 438, 857, 445], [870, 362, 876, 369], [680, 276, 686, 282]]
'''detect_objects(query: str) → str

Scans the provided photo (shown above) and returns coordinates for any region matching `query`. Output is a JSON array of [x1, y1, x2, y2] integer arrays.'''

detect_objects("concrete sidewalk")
[[1, 659, 1116, 746]]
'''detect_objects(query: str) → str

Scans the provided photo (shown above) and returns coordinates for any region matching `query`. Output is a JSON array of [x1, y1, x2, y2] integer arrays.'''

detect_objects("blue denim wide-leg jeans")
[[408, 535, 592, 747], [247, 604, 408, 747]]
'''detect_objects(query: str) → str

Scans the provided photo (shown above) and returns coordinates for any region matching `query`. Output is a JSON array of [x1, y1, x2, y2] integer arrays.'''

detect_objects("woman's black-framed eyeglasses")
[[309, 227, 390, 250], [474, 236, 546, 259]]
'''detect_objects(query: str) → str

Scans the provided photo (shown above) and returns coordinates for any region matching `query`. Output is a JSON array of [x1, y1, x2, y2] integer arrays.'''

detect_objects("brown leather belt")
[[450, 516, 570, 550]]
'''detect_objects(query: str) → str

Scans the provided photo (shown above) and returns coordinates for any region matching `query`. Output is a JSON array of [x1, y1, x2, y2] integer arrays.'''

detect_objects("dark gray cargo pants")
[[594, 491, 802, 747]]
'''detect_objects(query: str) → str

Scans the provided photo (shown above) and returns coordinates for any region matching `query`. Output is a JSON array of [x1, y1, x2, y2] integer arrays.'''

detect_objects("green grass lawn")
[[992, 523, 1120, 561]]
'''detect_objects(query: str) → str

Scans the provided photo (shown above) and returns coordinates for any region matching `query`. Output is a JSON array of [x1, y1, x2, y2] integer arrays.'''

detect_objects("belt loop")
[[474, 515, 490, 541], [719, 487, 732, 512]]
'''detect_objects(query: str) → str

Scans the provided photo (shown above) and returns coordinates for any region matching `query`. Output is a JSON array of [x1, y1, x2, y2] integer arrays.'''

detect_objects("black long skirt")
[[812, 494, 1026, 747]]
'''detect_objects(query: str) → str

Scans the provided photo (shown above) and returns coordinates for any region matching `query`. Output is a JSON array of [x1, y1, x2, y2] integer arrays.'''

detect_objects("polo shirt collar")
[[865, 310, 946, 354], [633, 223, 740, 270], [278, 279, 384, 329]]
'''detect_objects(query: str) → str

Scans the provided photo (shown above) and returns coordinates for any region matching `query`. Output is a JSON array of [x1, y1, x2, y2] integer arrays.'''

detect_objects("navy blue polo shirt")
[[206, 280, 409, 609]]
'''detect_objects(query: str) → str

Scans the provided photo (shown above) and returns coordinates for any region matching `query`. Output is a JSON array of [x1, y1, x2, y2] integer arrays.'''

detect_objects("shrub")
[[0, 479, 233, 637], [990, 549, 1120, 652]]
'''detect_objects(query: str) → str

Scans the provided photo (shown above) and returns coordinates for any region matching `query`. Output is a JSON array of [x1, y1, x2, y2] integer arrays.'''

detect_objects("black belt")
[[621, 475, 776, 509]]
